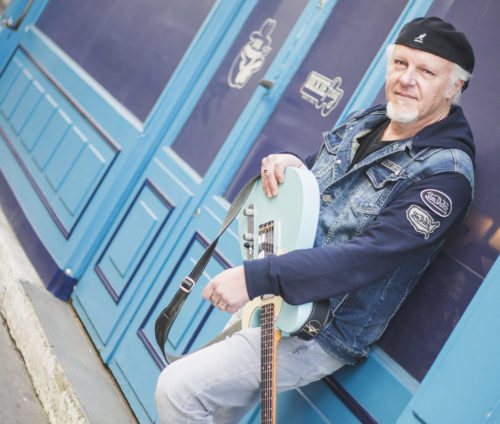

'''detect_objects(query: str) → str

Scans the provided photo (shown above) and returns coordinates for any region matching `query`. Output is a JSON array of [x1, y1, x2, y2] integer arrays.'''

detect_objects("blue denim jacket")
[[244, 105, 475, 364]]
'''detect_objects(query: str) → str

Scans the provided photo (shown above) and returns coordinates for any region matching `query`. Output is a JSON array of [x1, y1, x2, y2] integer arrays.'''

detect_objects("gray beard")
[[386, 101, 419, 124]]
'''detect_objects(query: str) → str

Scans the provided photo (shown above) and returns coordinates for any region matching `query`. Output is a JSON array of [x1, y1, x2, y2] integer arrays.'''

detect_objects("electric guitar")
[[237, 167, 320, 424]]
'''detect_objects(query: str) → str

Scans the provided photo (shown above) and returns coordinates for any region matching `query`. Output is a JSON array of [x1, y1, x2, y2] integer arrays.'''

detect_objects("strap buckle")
[[180, 277, 195, 293]]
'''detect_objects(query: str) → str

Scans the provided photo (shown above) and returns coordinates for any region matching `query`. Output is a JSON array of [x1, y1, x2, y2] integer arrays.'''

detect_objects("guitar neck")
[[261, 302, 282, 424]]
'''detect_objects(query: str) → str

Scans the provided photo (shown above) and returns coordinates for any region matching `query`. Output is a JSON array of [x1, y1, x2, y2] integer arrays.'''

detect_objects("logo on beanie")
[[414, 33, 427, 43]]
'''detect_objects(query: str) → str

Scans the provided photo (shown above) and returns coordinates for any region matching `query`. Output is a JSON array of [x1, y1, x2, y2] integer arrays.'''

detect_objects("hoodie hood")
[[349, 104, 475, 162], [412, 105, 475, 161]]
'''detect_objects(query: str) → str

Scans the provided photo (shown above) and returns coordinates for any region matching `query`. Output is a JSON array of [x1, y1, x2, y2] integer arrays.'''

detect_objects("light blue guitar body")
[[237, 167, 320, 336]]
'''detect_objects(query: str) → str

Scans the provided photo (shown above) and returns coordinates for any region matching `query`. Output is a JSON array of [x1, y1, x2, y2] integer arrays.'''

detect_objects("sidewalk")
[[0, 204, 138, 424], [0, 311, 49, 424]]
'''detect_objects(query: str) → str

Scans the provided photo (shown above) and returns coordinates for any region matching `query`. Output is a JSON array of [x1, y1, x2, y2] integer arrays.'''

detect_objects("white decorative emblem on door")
[[300, 71, 344, 117], [228, 18, 277, 89]]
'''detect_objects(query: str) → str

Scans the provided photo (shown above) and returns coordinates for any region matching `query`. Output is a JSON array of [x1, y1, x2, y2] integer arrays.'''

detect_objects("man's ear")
[[447, 79, 465, 99]]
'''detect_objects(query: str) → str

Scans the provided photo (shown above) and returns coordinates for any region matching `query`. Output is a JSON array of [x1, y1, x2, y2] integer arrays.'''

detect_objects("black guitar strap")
[[289, 298, 331, 341], [154, 173, 330, 364], [155, 174, 260, 363]]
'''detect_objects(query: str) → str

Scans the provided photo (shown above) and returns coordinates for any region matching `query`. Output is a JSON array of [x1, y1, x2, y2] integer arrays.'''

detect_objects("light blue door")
[[3, 1, 500, 424], [71, 1, 433, 423], [71, 1, 315, 422], [0, 0, 226, 297]]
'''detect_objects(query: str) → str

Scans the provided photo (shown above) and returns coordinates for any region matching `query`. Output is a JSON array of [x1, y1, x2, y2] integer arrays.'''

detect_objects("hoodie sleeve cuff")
[[243, 257, 278, 300]]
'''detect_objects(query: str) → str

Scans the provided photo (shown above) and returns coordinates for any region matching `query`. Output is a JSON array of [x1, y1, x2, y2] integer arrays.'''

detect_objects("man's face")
[[385, 45, 459, 126]]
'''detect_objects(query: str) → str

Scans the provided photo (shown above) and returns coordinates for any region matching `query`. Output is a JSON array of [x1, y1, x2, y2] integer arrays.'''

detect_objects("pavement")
[[0, 311, 49, 424], [0, 204, 138, 424]]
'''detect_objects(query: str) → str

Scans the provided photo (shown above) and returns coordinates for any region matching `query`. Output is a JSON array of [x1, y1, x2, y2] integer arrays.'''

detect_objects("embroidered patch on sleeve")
[[420, 189, 452, 217], [406, 205, 440, 239]]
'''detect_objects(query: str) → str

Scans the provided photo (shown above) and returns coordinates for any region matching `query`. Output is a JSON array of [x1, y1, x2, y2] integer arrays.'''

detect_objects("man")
[[156, 17, 475, 423]]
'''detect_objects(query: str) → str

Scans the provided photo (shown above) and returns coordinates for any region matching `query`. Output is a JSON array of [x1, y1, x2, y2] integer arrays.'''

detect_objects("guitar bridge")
[[241, 204, 282, 261], [258, 220, 280, 258]]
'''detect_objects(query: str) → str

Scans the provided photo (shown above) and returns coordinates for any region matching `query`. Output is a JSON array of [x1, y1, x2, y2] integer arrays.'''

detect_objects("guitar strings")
[[258, 220, 276, 423]]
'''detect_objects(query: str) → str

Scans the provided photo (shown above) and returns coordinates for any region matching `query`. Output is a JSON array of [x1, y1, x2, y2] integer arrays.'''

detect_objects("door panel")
[[73, 147, 196, 346], [0, 47, 118, 238], [398, 259, 500, 424], [96, 182, 174, 301], [36, 0, 216, 121], [171, 1, 309, 176], [226, 0, 408, 199]]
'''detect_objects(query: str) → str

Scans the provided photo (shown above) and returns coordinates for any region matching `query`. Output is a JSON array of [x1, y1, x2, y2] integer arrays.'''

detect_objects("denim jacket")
[[244, 105, 475, 364]]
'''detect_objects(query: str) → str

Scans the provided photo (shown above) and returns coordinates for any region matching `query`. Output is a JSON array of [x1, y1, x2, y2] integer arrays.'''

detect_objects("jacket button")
[[322, 194, 332, 203]]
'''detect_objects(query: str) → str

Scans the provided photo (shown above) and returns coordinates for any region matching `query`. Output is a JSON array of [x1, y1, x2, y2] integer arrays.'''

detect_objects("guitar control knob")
[[243, 233, 254, 241], [243, 208, 254, 217]]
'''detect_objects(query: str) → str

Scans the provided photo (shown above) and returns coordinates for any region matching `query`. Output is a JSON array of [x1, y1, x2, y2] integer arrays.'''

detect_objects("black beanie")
[[395, 17, 474, 89]]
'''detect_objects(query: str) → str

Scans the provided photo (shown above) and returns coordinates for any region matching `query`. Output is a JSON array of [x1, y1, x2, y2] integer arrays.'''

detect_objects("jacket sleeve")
[[244, 172, 472, 305], [279, 151, 318, 169]]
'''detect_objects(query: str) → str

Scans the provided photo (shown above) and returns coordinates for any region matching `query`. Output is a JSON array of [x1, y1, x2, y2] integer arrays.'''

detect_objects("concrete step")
[[0, 206, 138, 424]]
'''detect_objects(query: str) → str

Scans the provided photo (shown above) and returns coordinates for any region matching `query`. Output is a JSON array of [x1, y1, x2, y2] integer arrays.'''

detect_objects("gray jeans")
[[155, 325, 345, 423]]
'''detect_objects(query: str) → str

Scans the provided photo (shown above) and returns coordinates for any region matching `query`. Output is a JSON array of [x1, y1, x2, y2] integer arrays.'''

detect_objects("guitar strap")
[[154, 174, 260, 363], [289, 298, 331, 341], [154, 173, 330, 364]]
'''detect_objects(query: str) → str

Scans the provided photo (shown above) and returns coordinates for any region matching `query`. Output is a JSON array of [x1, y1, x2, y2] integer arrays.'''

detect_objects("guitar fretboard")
[[259, 220, 278, 423], [261, 301, 275, 424]]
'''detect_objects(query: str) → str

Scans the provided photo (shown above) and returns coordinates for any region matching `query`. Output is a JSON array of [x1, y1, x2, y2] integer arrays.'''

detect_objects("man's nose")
[[399, 67, 417, 86]]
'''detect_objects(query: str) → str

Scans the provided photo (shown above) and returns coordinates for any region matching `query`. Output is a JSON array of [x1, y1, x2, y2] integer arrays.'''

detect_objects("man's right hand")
[[260, 153, 307, 198]]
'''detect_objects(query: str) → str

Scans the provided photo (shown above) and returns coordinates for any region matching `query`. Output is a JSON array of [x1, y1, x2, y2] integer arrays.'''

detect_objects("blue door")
[[7, 1, 498, 424], [0, 0, 229, 297], [71, 1, 314, 422], [71, 1, 433, 422]]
